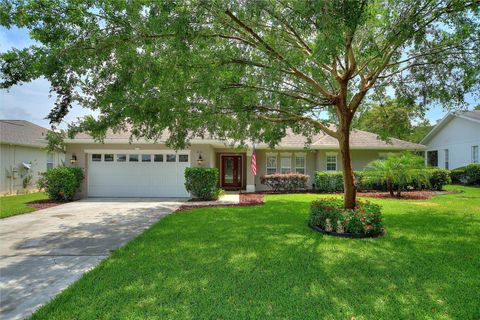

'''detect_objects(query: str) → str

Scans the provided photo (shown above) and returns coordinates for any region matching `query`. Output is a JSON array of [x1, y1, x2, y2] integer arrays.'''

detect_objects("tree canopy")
[[1, 0, 478, 207], [353, 98, 432, 142]]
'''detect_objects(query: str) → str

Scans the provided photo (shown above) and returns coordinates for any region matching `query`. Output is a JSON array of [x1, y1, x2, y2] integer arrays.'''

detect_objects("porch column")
[[246, 149, 255, 192]]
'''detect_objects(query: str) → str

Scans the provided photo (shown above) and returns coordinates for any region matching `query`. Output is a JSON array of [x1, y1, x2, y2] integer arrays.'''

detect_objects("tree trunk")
[[338, 126, 356, 209], [387, 180, 394, 197]]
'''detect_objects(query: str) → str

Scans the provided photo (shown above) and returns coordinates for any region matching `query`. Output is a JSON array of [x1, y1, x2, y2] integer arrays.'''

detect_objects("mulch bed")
[[27, 199, 70, 210], [356, 190, 456, 200], [176, 193, 265, 212]]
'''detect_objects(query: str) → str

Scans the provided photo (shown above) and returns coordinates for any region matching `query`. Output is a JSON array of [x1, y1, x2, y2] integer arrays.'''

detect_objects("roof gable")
[[420, 110, 480, 144]]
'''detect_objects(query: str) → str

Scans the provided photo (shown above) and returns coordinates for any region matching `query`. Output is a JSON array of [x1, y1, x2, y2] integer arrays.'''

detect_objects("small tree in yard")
[[1, 1, 478, 209], [365, 153, 429, 197]]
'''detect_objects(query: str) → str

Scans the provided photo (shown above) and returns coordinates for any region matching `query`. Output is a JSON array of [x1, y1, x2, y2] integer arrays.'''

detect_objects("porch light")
[[197, 154, 204, 166], [70, 154, 78, 164]]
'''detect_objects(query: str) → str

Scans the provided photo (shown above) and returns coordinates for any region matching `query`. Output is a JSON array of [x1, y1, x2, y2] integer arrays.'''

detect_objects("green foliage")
[[46, 130, 66, 153], [309, 198, 383, 235], [314, 172, 344, 192], [465, 164, 480, 185], [260, 173, 309, 192], [0, 1, 477, 149], [450, 164, 480, 185], [184, 167, 222, 200], [364, 153, 429, 196], [428, 169, 452, 191], [353, 99, 428, 142], [44, 167, 84, 201]]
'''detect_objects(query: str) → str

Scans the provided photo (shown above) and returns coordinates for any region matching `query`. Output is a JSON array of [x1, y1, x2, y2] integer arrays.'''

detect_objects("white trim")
[[83, 149, 190, 154], [266, 154, 277, 175], [246, 185, 255, 192], [294, 154, 306, 174], [326, 154, 338, 171], [326, 151, 338, 156]]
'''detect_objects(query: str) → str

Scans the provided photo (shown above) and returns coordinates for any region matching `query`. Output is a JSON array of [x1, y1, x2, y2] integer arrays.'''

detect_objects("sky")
[[0, 27, 476, 130]]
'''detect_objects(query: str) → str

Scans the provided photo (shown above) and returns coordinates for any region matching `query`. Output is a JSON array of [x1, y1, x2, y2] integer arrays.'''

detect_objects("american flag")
[[251, 143, 257, 176]]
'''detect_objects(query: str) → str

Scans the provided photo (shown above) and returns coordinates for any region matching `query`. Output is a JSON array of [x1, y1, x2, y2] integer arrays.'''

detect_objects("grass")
[[0, 192, 49, 219], [31, 186, 479, 319]]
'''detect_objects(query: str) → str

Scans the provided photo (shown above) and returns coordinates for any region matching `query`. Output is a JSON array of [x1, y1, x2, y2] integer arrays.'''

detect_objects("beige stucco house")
[[64, 129, 424, 198], [0, 120, 64, 194]]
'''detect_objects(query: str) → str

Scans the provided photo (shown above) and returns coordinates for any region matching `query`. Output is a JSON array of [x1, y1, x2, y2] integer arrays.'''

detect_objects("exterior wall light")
[[70, 154, 78, 164], [197, 154, 204, 166]]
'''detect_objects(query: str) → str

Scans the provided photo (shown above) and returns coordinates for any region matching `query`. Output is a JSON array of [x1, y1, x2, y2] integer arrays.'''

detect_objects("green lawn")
[[0, 192, 49, 219], [31, 186, 479, 319]]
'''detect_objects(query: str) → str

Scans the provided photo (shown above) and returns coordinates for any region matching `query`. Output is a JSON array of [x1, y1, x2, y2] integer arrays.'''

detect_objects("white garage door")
[[87, 151, 190, 197]]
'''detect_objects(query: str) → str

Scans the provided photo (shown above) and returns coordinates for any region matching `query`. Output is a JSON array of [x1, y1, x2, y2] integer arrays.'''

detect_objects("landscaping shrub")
[[314, 172, 343, 192], [364, 153, 430, 196], [449, 164, 480, 185], [184, 167, 223, 200], [465, 164, 480, 185], [428, 169, 451, 190], [44, 167, 84, 201], [309, 198, 383, 235], [450, 168, 466, 184], [260, 173, 309, 192]]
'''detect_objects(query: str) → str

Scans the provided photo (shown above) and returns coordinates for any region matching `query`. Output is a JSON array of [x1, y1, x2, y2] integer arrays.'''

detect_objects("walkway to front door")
[[221, 155, 243, 189]]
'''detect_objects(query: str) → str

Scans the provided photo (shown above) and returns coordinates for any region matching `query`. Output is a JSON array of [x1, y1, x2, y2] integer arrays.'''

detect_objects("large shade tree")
[[1, 0, 479, 208]]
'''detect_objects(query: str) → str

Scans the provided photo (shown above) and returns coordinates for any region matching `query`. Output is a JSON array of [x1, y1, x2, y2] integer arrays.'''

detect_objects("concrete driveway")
[[0, 198, 185, 320]]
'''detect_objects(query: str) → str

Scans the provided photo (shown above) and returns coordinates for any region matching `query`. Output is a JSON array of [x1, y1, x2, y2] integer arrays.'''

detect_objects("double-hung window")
[[266, 155, 277, 175], [326, 153, 337, 171], [280, 155, 292, 174], [295, 155, 306, 174], [473, 145, 479, 163], [46, 153, 54, 170]]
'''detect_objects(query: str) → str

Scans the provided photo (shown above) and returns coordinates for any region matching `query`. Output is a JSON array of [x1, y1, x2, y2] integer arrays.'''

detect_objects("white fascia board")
[[83, 149, 190, 154]]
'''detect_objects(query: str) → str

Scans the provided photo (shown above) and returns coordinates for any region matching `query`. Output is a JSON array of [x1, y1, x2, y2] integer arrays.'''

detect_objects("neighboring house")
[[0, 120, 64, 194], [421, 110, 480, 170], [64, 128, 423, 198]]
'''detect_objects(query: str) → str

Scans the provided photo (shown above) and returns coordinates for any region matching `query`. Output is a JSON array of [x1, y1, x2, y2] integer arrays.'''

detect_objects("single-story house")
[[0, 120, 64, 194], [421, 110, 480, 169], [64, 128, 424, 198]]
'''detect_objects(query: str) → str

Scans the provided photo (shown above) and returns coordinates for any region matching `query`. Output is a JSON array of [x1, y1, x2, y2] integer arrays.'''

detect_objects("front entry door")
[[221, 156, 242, 188]]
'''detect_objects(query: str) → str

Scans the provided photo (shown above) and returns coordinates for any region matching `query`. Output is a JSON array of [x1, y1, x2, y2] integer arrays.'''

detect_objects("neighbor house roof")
[[67, 126, 424, 150], [420, 110, 480, 144], [0, 120, 49, 148]]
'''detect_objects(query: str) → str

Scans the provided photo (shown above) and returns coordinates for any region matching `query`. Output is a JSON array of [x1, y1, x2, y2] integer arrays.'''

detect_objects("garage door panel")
[[87, 152, 190, 198]]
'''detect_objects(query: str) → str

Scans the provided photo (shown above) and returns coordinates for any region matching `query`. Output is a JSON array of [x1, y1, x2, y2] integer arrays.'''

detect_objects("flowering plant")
[[309, 198, 383, 235]]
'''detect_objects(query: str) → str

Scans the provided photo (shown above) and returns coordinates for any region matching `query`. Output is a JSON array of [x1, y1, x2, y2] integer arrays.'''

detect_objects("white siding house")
[[0, 120, 64, 194], [421, 111, 480, 169]]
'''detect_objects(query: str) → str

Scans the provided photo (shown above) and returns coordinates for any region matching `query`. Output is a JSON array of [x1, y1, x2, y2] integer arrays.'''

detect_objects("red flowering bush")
[[309, 198, 383, 235]]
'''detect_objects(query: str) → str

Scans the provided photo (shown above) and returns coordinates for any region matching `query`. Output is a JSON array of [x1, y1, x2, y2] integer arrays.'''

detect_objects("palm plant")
[[365, 153, 429, 197]]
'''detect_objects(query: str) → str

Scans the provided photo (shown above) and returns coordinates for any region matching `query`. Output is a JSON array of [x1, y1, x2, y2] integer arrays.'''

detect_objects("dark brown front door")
[[221, 156, 242, 188]]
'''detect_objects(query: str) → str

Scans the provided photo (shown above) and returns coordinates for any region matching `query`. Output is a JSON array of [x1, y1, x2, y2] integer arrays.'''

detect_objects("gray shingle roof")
[[71, 126, 424, 150], [0, 120, 49, 148]]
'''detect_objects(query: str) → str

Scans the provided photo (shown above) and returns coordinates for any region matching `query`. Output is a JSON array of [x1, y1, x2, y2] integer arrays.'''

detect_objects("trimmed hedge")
[[260, 173, 309, 192], [309, 198, 383, 235], [184, 167, 223, 200], [450, 164, 480, 185], [315, 169, 451, 192], [43, 167, 85, 201]]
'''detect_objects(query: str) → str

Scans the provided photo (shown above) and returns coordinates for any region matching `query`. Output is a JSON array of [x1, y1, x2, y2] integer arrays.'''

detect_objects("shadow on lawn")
[[27, 194, 480, 319]]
